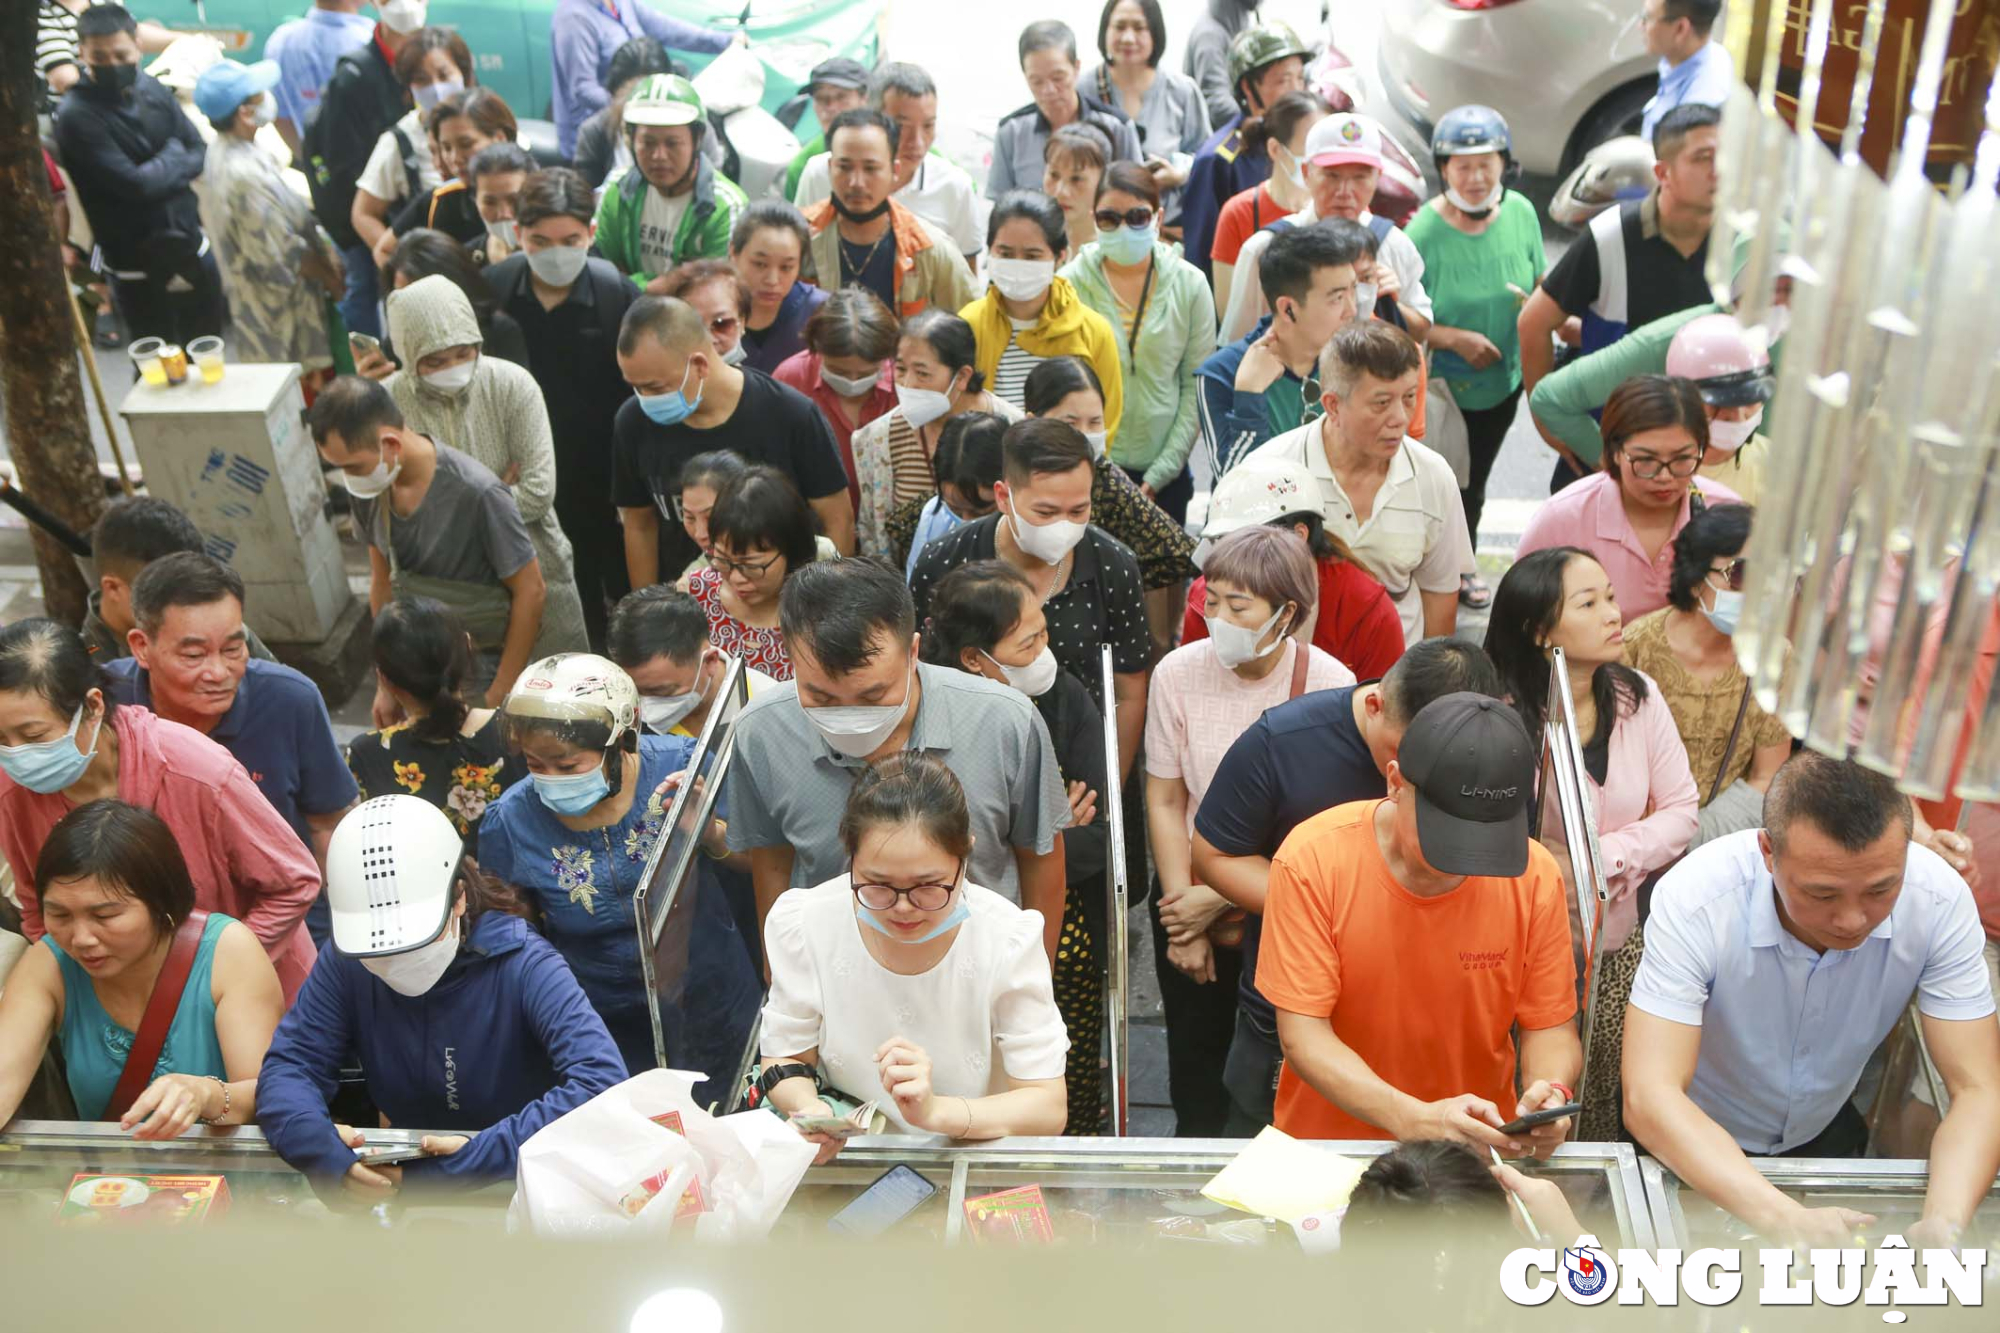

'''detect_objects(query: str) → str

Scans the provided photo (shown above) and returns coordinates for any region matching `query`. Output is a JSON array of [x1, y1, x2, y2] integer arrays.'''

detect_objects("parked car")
[[1371, 0, 1660, 180]]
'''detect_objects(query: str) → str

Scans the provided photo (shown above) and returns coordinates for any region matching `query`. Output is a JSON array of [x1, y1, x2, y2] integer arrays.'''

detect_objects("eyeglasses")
[[1624, 452, 1702, 480], [712, 551, 783, 578], [706, 314, 741, 336], [1093, 206, 1155, 231], [1707, 558, 1748, 592], [850, 859, 963, 912]]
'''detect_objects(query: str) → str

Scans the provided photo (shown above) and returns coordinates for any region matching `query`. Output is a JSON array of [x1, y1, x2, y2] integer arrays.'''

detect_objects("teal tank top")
[[48, 912, 231, 1120]]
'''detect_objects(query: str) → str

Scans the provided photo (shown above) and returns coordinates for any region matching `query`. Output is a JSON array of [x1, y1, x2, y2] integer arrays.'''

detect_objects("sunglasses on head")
[[1093, 206, 1155, 232]]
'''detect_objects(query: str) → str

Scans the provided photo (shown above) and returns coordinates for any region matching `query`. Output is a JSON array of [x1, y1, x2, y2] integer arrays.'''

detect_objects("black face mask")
[[87, 63, 139, 94], [830, 194, 892, 224]]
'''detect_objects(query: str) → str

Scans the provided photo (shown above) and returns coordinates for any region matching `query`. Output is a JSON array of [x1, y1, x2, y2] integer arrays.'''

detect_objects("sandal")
[[92, 309, 123, 350], [1459, 572, 1492, 609]]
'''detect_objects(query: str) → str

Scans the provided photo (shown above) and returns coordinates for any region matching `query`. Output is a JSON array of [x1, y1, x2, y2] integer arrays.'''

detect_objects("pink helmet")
[[1666, 314, 1774, 409]]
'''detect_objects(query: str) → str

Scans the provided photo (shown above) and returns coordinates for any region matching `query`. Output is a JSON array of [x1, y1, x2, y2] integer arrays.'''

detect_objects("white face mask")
[[527, 243, 590, 287], [1207, 604, 1290, 669], [485, 218, 519, 250], [639, 662, 712, 733], [1707, 408, 1761, 454], [1355, 280, 1378, 313], [897, 382, 954, 429], [1444, 181, 1502, 216], [1275, 145, 1305, 193], [1082, 430, 1108, 460], [251, 92, 278, 128], [422, 358, 477, 394], [983, 645, 1058, 697], [341, 454, 401, 498], [821, 365, 883, 398], [379, 0, 428, 35], [803, 660, 915, 758], [1004, 496, 1087, 565], [989, 257, 1055, 304], [360, 919, 459, 997], [720, 340, 748, 367]]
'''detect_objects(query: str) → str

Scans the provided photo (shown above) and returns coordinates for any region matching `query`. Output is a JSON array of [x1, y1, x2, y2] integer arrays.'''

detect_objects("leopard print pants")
[[1050, 895, 1104, 1135], [1578, 924, 1645, 1144]]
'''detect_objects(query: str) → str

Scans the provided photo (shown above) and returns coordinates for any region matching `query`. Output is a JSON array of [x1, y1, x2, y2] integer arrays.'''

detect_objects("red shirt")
[[1184, 556, 1405, 681], [772, 349, 897, 511], [688, 566, 795, 682], [1211, 183, 1286, 269]]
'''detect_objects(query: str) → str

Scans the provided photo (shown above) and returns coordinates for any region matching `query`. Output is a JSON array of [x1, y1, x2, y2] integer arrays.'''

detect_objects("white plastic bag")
[[690, 43, 765, 117], [509, 1068, 815, 1239]]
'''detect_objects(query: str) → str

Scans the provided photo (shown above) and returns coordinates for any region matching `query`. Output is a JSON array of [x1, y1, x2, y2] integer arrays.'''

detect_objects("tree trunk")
[[0, 0, 105, 627]]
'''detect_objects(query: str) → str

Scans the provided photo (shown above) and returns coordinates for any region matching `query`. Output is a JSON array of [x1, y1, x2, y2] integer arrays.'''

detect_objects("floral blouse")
[[688, 565, 793, 681], [1621, 607, 1791, 804], [347, 711, 518, 848]]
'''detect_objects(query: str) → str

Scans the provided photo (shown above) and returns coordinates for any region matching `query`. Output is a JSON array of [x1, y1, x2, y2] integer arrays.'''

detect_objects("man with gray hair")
[[988, 19, 1142, 200], [791, 61, 985, 262], [612, 294, 855, 587], [1244, 320, 1471, 642]]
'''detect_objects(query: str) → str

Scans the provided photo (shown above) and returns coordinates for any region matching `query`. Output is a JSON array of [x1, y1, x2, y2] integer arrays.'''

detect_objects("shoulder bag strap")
[[1707, 679, 1755, 806], [102, 909, 211, 1122], [1287, 639, 1311, 700]]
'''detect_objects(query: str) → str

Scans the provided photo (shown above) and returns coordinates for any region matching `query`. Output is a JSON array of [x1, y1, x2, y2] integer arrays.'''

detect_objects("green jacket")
[[593, 155, 749, 288], [1061, 240, 1218, 491], [1528, 303, 1721, 465]]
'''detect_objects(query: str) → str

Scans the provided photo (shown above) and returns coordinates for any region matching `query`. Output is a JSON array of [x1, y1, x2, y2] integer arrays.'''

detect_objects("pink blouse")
[[0, 705, 319, 1002], [1516, 472, 1741, 620], [688, 566, 793, 682], [1588, 673, 1700, 952], [772, 349, 898, 509]]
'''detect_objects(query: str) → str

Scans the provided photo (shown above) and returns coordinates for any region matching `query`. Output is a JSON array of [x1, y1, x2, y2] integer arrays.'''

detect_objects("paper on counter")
[[1200, 1126, 1368, 1224]]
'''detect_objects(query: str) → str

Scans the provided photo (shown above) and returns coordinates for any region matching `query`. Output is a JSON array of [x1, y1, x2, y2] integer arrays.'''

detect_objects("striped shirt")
[[991, 320, 1049, 408], [883, 412, 933, 508], [37, 2, 79, 111]]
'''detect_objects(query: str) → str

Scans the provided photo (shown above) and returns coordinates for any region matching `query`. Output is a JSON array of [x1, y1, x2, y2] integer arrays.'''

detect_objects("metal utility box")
[[118, 363, 349, 644]]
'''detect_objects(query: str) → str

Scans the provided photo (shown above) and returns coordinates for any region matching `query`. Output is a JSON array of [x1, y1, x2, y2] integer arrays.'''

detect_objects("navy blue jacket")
[[1196, 314, 1306, 476], [1181, 114, 1269, 281], [257, 912, 627, 1187]]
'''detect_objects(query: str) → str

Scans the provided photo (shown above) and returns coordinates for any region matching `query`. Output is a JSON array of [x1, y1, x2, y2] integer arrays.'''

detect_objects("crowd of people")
[[5, 0, 1996, 1247]]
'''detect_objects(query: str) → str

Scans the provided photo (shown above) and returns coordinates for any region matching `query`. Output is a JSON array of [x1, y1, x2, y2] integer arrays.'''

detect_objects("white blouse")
[[760, 877, 1069, 1130]]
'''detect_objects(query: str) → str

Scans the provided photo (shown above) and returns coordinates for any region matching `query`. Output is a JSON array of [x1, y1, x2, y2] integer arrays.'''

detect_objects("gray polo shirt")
[[724, 662, 1071, 900]]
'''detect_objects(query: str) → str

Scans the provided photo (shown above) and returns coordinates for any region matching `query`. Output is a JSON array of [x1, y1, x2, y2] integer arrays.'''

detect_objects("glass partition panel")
[[1535, 647, 1613, 1080], [1642, 1156, 2000, 1248], [1100, 646, 1131, 1136]]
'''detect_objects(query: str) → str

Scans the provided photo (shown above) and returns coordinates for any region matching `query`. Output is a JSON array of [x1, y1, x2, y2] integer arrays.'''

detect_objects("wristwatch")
[[750, 1062, 819, 1105]]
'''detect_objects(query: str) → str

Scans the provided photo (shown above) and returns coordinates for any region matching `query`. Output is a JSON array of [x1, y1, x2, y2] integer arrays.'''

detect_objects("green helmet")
[[1227, 21, 1311, 93], [623, 73, 704, 129]]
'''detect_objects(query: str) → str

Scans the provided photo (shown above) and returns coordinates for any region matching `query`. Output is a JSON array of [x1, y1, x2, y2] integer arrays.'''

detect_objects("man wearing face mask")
[[259, 795, 628, 1200], [611, 296, 855, 590], [724, 560, 1073, 965], [606, 586, 777, 739], [800, 109, 977, 320], [54, 4, 224, 346], [594, 74, 748, 288], [909, 420, 1152, 780]]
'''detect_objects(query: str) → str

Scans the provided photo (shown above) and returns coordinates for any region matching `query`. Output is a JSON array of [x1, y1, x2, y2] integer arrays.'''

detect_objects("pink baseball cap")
[[1305, 113, 1384, 170]]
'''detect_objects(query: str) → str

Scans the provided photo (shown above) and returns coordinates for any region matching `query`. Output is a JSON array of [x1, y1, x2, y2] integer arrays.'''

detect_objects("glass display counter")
[[0, 1121, 1655, 1246], [1640, 1156, 2000, 1247]]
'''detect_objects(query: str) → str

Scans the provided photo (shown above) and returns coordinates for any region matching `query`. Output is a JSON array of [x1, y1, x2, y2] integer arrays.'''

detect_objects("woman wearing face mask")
[[193, 58, 341, 395], [350, 27, 472, 261], [684, 466, 821, 683], [774, 287, 900, 508], [960, 190, 1124, 430], [0, 620, 319, 1003], [0, 800, 283, 1137], [1144, 525, 1351, 1136], [1041, 123, 1113, 253], [1023, 357, 1200, 660], [260, 794, 627, 1198], [383, 273, 590, 658], [1665, 314, 1774, 506], [1619, 504, 1790, 846], [346, 597, 522, 852], [381, 89, 521, 262], [852, 309, 1019, 561], [1062, 162, 1217, 527], [1484, 547, 1697, 1143], [1404, 107, 1546, 609], [923, 563, 1107, 1133], [361, 230, 534, 374], [1208, 90, 1329, 320], [730, 201, 828, 374], [894, 412, 1007, 578], [478, 656, 758, 1085], [759, 752, 1068, 1162]]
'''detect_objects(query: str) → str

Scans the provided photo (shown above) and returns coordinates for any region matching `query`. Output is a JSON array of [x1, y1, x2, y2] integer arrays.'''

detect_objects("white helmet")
[[326, 796, 464, 957], [1549, 136, 1656, 227], [501, 653, 640, 748], [1194, 458, 1317, 567]]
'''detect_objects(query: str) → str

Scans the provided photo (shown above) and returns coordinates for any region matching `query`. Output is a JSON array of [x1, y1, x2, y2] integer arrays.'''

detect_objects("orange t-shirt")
[[1256, 800, 1578, 1140], [1211, 182, 1286, 268]]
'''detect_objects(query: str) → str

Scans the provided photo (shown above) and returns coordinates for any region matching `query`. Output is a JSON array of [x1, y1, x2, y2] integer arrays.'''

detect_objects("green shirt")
[[784, 131, 825, 201], [1526, 303, 1716, 465], [1405, 192, 1546, 410]]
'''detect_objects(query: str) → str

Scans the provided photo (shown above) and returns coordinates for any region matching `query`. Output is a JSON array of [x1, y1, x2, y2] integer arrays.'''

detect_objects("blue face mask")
[[1098, 223, 1157, 266], [858, 894, 971, 945], [1704, 588, 1743, 637], [0, 703, 102, 795], [636, 361, 702, 427], [533, 763, 610, 816]]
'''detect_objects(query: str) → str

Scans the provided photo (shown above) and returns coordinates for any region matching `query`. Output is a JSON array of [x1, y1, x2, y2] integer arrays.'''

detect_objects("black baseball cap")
[[806, 58, 870, 94], [1395, 693, 1537, 877]]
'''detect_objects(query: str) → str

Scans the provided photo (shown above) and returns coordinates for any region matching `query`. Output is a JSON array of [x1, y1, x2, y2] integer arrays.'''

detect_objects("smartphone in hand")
[[1498, 1102, 1584, 1136]]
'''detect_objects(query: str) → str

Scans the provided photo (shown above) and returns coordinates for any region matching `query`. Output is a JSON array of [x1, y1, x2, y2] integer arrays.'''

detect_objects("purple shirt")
[[551, 0, 732, 156], [263, 7, 377, 130], [1515, 470, 1741, 620]]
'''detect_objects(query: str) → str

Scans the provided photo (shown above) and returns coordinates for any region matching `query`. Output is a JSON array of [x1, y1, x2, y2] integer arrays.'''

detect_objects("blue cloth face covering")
[[858, 896, 971, 945], [636, 361, 703, 426], [533, 764, 610, 816]]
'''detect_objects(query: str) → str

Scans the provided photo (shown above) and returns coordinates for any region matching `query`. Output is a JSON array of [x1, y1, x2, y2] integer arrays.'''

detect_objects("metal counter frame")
[[1640, 1155, 1999, 1247]]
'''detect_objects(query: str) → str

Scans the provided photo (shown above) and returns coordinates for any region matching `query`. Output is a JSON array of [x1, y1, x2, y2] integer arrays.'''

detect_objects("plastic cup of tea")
[[189, 336, 225, 384], [127, 337, 167, 387], [159, 343, 189, 385]]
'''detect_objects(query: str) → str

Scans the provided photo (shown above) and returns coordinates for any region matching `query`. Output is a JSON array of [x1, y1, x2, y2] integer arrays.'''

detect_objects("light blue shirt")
[[1630, 830, 1995, 1154], [1642, 40, 1737, 141], [264, 7, 376, 130], [904, 494, 964, 580]]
